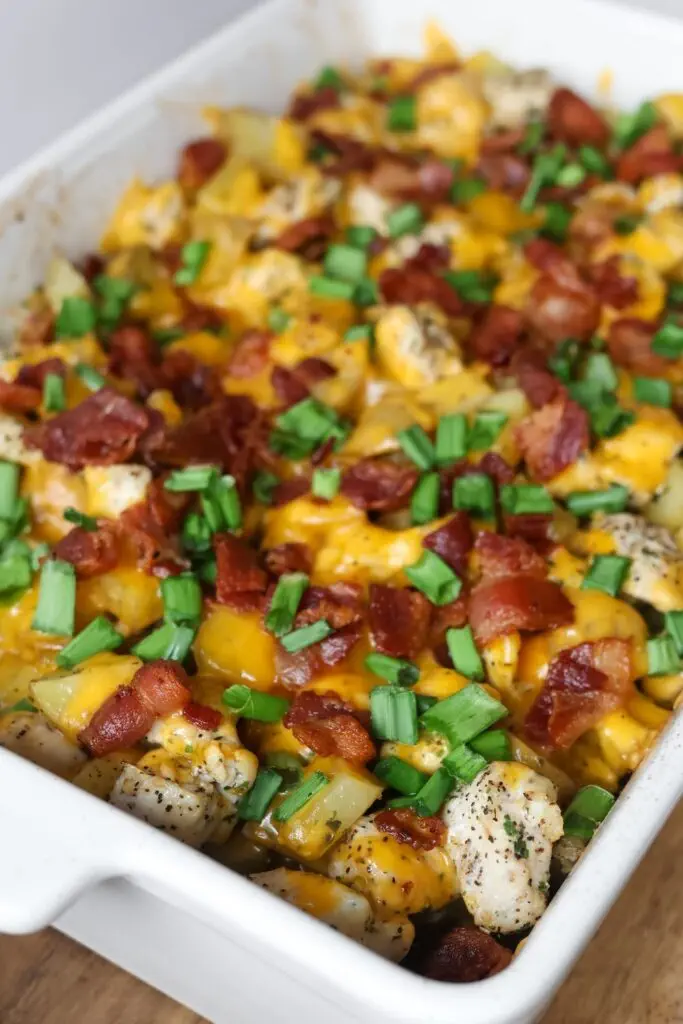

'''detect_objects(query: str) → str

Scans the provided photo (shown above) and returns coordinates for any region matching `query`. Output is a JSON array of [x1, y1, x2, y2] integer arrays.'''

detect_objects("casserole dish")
[[2, 0, 683, 1020]]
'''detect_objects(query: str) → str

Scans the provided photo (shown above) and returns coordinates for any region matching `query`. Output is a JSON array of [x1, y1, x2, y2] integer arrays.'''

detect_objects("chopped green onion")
[[470, 728, 512, 761], [153, 326, 186, 346], [410, 472, 440, 525], [364, 653, 420, 687], [520, 144, 567, 212], [452, 473, 495, 518], [265, 572, 309, 637], [549, 337, 580, 383], [451, 177, 486, 204], [633, 376, 672, 407], [43, 373, 66, 412], [132, 622, 196, 661], [435, 414, 467, 466], [387, 95, 416, 132], [500, 483, 554, 515], [223, 684, 290, 723], [63, 507, 98, 532], [314, 65, 344, 92], [565, 484, 629, 516], [467, 411, 508, 451], [584, 351, 618, 392], [273, 771, 329, 822], [563, 784, 615, 839], [74, 362, 106, 391], [252, 471, 280, 505], [346, 225, 377, 249], [267, 307, 291, 333], [420, 683, 507, 746], [613, 100, 658, 150], [541, 202, 573, 243], [269, 430, 317, 461], [443, 269, 497, 305], [312, 468, 341, 500], [518, 120, 545, 154], [344, 323, 374, 344], [387, 202, 424, 238], [161, 573, 202, 626], [664, 610, 683, 655], [263, 752, 304, 790], [370, 686, 418, 743], [0, 554, 32, 595], [647, 634, 681, 676], [182, 512, 213, 553], [442, 743, 487, 784], [651, 321, 683, 359], [590, 399, 635, 439], [280, 620, 333, 653], [8, 698, 36, 713], [667, 282, 683, 307], [374, 756, 428, 795], [276, 397, 340, 446], [238, 768, 284, 821], [0, 461, 20, 520], [324, 244, 368, 284], [32, 559, 76, 635], [415, 694, 438, 715], [353, 277, 379, 307], [569, 378, 607, 409], [405, 550, 462, 606], [412, 766, 454, 816], [207, 474, 242, 531], [55, 296, 96, 339], [56, 616, 124, 669], [308, 275, 356, 300], [174, 240, 211, 286], [95, 275, 137, 328], [446, 626, 485, 681], [613, 213, 642, 236], [197, 555, 217, 586], [30, 542, 50, 572], [164, 466, 218, 493], [581, 554, 631, 597], [555, 163, 586, 189], [396, 424, 435, 470], [578, 145, 612, 177]]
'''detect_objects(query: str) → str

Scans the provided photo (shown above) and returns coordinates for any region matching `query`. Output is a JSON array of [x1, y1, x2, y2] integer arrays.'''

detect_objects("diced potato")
[[72, 750, 140, 798], [101, 179, 186, 252], [0, 656, 41, 710], [203, 107, 306, 179], [196, 157, 263, 217], [344, 388, 435, 457], [508, 734, 576, 803], [645, 459, 683, 532]]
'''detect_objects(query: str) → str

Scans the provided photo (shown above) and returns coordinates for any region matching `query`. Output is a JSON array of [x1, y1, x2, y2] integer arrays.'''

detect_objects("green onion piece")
[[435, 413, 467, 466], [443, 269, 497, 304], [442, 743, 487, 784], [94, 275, 136, 302], [387, 202, 424, 238], [584, 351, 618, 392], [667, 282, 683, 307], [446, 625, 485, 681], [263, 752, 304, 790], [0, 461, 20, 520], [563, 784, 615, 839], [174, 240, 211, 286], [273, 771, 329, 822], [396, 424, 435, 470], [613, 213, 642, 236], [541, 202, 573, 243], [412, 766, 454, 816], [31, 559, 76, 635], [346, 225, 378, 249], [518, 120, 545, 154], [0, 554, 32, 595], [581, 554, 631, 597], [555, 163, 586, 188], [578, 145, 612, 177], [132, 622, 196, 661], [548, 337, 580, 383], [324, 244, 368, 284], [370, 685, 418, 743], [364, 653, 420, 687], [238, 768, 284, 821], [280, 620, 333, 653], [520, 144, 567, 212], [196, 556, 217, 586], [386, 794, 419, 809], [161, 573, 202, 626], [199, 491, 222, 534], [467, 411, 508, 452], [664, 610, 683, 655], [269, 430, 317, 460], [56, 615, 124, 669], [415, 694, 438, 715], [387, 95, 416, 132], [208, 474, 242, 531], [452, 473, 495, 518], [500, 483, 554, 515], [420, 683, 507, 745], [55, 296, 96, 339], [181, 513, 213, 554], [308, 275, 356, 301], [451, 177, 486, 204], [569, 381, 603, 411], [30, 542, 50, 572], [267, 307, 291, 333], [252, 471, 280, 505], [314, 65, 344, 91], [353, 278, 379, 307], [8, 698, 36, 713], [613, 100, 658, 150], [565, 484, 629, 516], [312, 468, 341, 500], [344, 323, 374, 344], [470, 728, 512, 761], [647, 634, 681, 676], [164, 466, 218, 493], [43, 373, 66, 412], [633, 376, 672, 407], [410, 472, 440, 525], [374, 756, 428, 795], [63, 507, 98, 532], [153, 326, 186, 346], [222, 684, 290, 722], [651, 321, 683, 359], [265, 572, 309, 637], [590, 398, 636, 439], [74, 362, 106, 391], [405, 550, 462, 606], [277, 398, 340, 442]]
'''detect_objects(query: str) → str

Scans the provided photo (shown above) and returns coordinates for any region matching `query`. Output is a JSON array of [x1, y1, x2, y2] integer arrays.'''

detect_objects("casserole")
[[2, 0, 683, 1020]]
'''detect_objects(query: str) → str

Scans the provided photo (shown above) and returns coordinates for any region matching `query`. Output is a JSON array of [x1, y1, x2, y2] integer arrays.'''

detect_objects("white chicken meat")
[[597, 512, 683, 612], [0, 711, 87, 778], [481, 68, 554, 130]]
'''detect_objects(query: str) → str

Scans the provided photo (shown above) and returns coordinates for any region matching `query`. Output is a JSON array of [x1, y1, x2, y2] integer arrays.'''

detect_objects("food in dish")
[[1, 23, 682, 982]]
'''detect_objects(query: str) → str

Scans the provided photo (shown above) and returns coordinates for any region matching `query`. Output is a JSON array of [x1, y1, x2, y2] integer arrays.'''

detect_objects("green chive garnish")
[[164, 466, 219, 493], [451, 177, 486, 204], [467, 411, 508, 452], [470, 728, 512, 761], [446, 625, 485, 681], [387, 95, 416, 132], [324, 244, 368, 284], [344, 324, 374, 344], [520, 144, 567, 212], [280, 620, 333, 653], [0, 461, 20, 520], [238, 768, 284, 821], [132, 622, 196, 662], [268, 307, 291, 334], [565, 484, 629, 516], [370, 686, 418, 743], [74, 362, 106, 391], [647, 635, 681, 676], [63, 507, 98, 532], [174, 240, 211, 286], [56, 615, 124, 669], [55, 296, 96, 339], [252, 471, 280, 505], [435, 414, 467, 466], [410, 472, 440, 525], [43, 373, 66, 412], [452, 473, 495, 518], [584, 351, 618, 392], [405, 549, 462, 606], [222, 684, 290, 722], [346, 225, 377, 249], [420, 683, 507, 746], [396, 424, 435, 470], [664, 610, 683, 655], [161, 573, 202, 626], [500, 484, 554, 515], [412, 766, 454, 816], [308, 275, 356, 301], [442, 743, 487, 784], [32, 559, 76, 636], [273, 771, 329, 822], [312, 468, 341, 500], [373, 756, 428, 795], [651, 321, 683, 359], [387, 202, 424, 238], [563, 784, 615, 839], [581, 554, 631, 597], [364, 652, 420, 687], [265, 572, 309, 637], [633, 376, 672, 407]]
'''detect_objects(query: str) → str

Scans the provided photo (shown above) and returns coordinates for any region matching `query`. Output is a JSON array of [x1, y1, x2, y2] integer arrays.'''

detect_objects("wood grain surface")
[[1, 802, 682, 1024]]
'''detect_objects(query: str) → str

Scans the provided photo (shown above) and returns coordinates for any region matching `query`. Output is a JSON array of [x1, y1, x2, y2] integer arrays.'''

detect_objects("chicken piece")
[[443, 761, 563, 934], [83, 465, 151, 519], [254, 169, 340, 244], [110, 762, 224, 846], [597, 513, 683, 612], [637, 174, 683, 215], [222, 250, 309, 325], [251, 868, 414, 962], [0, 711, 87, 779], [0, 414, 40, 466], [327, 813, 458, 916], [347, 184, 393, 235], [374, 305, 462, 389], [481, 69, 554, 130], [101, 179, 186, 252]]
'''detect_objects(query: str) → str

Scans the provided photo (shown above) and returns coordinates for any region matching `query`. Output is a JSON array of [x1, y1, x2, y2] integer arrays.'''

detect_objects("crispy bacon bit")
[[289, 86, 341, 122], [283, 689, 375, 764], [264, 542, 313, 577], [478, 452, 517, 485], [524, 238, 566, 272], [161, 349, 222, 411], [25, 388, 150, 470], [407, 242, 451, 272], [548, 88, 609, 146], [368, 157, 454, 202], [53, 524, 119, 579], [503, 512, 553, 547], [310, 130, 376, 176], [179, 300, 226, 335], [16, 357, 66, 390], [422, 926, 513, 982], [467, 305, 524, 367], [616, 125, 679, 184], [430, 595, 469, 653], [423, 512, 473, 575], [183, 702, 223, 732], [368, 584, 431, 659], [511, 346, 564, 408], [481, 127, 527, 153], [474, 531, 547, 580], [0, 378, 42, 413], [590, 256, 638, 310], [516, 397, 589, 482], [275, 622, 362, 688], [215, 533, 267, 603], [227, 330, 273, 379], [607, 317, 671, 376], [525, 638, 632, 749], [108, 325, 159, 394], [341, 458, 419, 512], [469, 575, 574, 645], [271, 358, 336, 408], [177, 137, 227, 190], [379, 266, 464, 317], [477, 151, 531, 196], [568, 200, 618, 259], [135, 660, 192, 715], [526, 258, 601, 343], [375, 808, 446, 851], [294, 582, 363, 629], [276, 215, 335, 259], [272, 477, 310, 507], [120, 478, 189, 578]]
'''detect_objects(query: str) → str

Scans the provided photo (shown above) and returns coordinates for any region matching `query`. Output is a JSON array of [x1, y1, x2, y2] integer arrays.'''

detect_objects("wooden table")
[[2, 803, 682, 1024]]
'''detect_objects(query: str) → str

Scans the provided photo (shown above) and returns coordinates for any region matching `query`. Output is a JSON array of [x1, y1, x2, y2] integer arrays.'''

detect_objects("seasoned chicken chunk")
[[0, 711, 87, 779], [254, 170, 340, 243], [598, 513, 683, 612], [443, 762, 563, 934], [110, 762, 224, 846], [481, 68, 554, 130], [375, 305, 462, 388], [0, 414, 40, 465], [83, 464, 151, 519]]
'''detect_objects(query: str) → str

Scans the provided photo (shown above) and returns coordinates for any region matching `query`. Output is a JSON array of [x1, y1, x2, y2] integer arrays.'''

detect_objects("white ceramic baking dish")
[[1, 0, 683, 1020]]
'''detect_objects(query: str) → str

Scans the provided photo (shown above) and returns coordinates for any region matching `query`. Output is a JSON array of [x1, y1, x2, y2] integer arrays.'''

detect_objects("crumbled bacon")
[[524, 238, 567, 272], [119, 478, 189, 578], [423, 512, 473, 575], [511, 346, 564, 408], [108, 325, 160, 395], [477, 151, 531, 196], [271, 358, 336, 408], [467, 305, 525, 367], [272, 477, 310, 506], [310, 130, 376, 176], [548, 88, 609, 146], [469, 575, 574, 645], [161, 349, 223, 411], [183, 702, 223, 732], [525, 638, 632, 749], [15, 357, 66, 390], [429, 594, 469, 652], [53, 524, 119, 579], [503, 512, 553, 547], [264, 542, 313, 577], [616, 125, 679, 184], [368, 157, 454, 202], [275, 622, 362, 687], [405, 242, 451, 272], [421, 926, 513, 982], [379, 266, 464, 317], [368, 584, 431, 659], [607, 317, 671, 376], [283, 689, 375, 764], [375, 808, 446, 851], [289, 86, 341, 122], [590, 256, 638, 310], [177, 137, 227, 190], [294, 582, 363, 630], [341, 458, 419, 512], [276, 215, 335, 259], [214, 533, 268, 603], [474, 530, 547, 580], [516, 397, 589, 482], [481, 127, 527, 153], [526, 257, 601, 343], [227, 330, 273, 379], [0, 378, 42, 413]]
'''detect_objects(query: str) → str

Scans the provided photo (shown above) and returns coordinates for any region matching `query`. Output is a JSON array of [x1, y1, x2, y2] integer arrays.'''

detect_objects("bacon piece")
[[272, 477, 310, 507], [406, 242, 451, 273], [421, 926, 513, 982], [183, 702, 223, 732], [134, 660, 192, 716], [214, 533, 267, 603], [526, 258, 601, 343], [503, 512, 553, 547], [481, 127, 527, 153], [607, 317, 671, 376], [0, 378, 42, 413], [368, 584, 431, 659], [368, 157, 454, 203], [161, 349, 222, 412], [375, 808, 446, 851], [275, 622, 362, 688], [341, 458, 418, 512], [379, 266, 464, 317], [283, 690, 375, 764], [294, 582, 363, 630], [430, 595, 469, 655], [271, 357, 336, 408], [178, 300, 226, 334], [568, 200, 618, 259], [310, 130, 376, 176], [264, 542, 313, 578], [525, 638, 632, 749], [478, 452, 516, 485], [467, 305, 524, 367], [510, 346, 564, 408], [616, 125, 679, 184], [516, 397, 589, 482], [469, 575, 573, 645], [477, 151, 530, 196], [53, 524, 119, 579], [227, 330, 273, 379], [25, 388, 150, 470], [19, 306, 55, 349], [108, 325, 160, 395], [177, 137, 227, 190], [590, 256, 638, 310], [474, 531, 547, 580], [289, 86, 341, 122], [119, 478, 189, 578], [548, 88, 609, 146], [15, 357, 66, 390], [423, 512, 473, 575], [524, 238, 566, 272], [276, 215, 335, 259]]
